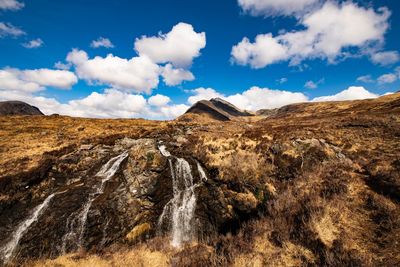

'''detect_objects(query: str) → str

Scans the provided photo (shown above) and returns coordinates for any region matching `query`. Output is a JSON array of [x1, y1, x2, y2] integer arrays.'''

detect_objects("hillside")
[[0, 93, 399, 266], [0, 101, 43, 116], [184, 98, 253, 121]]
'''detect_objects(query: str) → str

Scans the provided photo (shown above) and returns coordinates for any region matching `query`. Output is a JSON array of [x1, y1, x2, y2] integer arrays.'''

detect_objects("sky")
[[0, 0, 399, 119]]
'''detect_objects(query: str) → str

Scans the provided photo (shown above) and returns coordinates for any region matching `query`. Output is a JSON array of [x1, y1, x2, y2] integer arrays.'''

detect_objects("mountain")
[[0, 101, 44, 116], [184, 98, 253, 121], [0, 93, 399, 266]]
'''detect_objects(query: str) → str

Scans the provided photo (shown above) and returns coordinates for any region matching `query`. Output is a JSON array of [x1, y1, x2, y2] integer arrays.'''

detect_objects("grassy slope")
[[1, 93, 399, 266]]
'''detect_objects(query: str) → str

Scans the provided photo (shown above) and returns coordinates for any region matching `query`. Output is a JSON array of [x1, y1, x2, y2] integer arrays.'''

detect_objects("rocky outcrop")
[[0, 101, 43, 116], [0, 138, 172, 263]]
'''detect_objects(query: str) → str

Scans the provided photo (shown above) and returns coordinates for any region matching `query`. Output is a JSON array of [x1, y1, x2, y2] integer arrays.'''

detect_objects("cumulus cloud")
[[232, 1, 390, 68], [370, 51, 399, 66], [188, 86, 308, 110], [0, 68, 77, 92], [67, 89, 147, 118], [22, 38, 44, 49], [187, 87, 224, 105], [148, 94, 170, 106], [161, 64, 194, 86], [0, 22, 25, 38], [0, 83, 385, 120], [67, 49, 160, 93], [0, 88, 188, 120], [134, 22, 206, 68], [158, 104, 189, 119], [188, 85, 385, 111], [312, 86, 378, 102], [238, 0, 319, 17], [0, 0, 24, 11], [0, 69, 42, 92], [231, 34, 288, 68], [226, 87, 308, 110], [90, 37, 114, 49], [67, 23, 204, 92]]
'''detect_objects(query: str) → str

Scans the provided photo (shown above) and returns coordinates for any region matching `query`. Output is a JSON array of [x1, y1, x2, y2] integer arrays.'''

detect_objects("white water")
[[61, 151, 128, 253], [1, 193, 56, 264], [158, 146, 207, 248], [197, 162, 208, 181]]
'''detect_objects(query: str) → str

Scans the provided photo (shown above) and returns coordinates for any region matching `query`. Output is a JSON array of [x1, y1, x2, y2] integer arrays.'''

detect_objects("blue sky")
[[0, 0, 399, 119]]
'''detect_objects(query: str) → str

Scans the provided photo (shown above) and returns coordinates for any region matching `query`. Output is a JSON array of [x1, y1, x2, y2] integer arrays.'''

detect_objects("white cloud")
[[148, 94, 170, 106], [90, 37, 114, 49], [357, 75, 374, 83], [304, 78, 324, 89], [0, 22, 25, 37], [159, 104, 189, 119], [370, 51, 399, 66], [0, 84, 386, 120], [188, 85, 385, 111], [225, 86, 308, 110], [64, 23, 203, 92], [0, 68, 77, 92], [54, 61, 71, 70], [0, 69, 42, 92], [238, 0, 319, 17], [22, 38, 44, 48], [377, 73, 397, 84], [161, 63, 194, 86], [0, 0, 24, 11], [312, 86, 378, 102], [134, 22, 206, 68], [277, 77, 288, 84], [304, 80, 317, 89], [21, 69, 77, 89], [232, 2, 390, 68], [231, 34, 287, 68], [67, 49, 160, 93], [188, 87, 224, 105], [188, 86, 308, 110], [0, 88, 188, 120], [67, 89, 147, 118]]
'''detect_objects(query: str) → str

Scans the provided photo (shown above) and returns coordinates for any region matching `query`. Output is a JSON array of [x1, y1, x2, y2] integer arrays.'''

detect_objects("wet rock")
[[0, 138, 171, 263]]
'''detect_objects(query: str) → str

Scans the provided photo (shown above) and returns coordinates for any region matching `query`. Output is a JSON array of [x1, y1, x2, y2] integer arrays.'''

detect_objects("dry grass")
[[2, 93, 400, 266], [29, 247, 169, 267], [0, 116, 165, 178]]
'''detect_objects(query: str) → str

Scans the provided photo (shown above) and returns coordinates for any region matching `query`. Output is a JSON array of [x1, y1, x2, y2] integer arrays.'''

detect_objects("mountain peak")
[[184, 98, 253, 121]]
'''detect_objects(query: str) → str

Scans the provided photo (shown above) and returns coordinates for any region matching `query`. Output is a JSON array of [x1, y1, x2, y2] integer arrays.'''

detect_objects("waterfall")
[[197, 162, 208, 181], [0, 193, 56, 264], [61, 151, 128, 253], [158, 145, 207, 248]]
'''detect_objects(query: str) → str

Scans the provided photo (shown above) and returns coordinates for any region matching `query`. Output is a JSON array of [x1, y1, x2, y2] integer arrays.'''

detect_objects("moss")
[[146, 151, 155, 162]]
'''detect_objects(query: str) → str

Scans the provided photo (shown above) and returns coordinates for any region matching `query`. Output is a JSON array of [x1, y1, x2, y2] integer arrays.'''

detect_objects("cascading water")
[[158, 145, 207, 248], [197, 161, 208, 182], [0, 193, 56, 264], [61, 151, 128, 253]]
